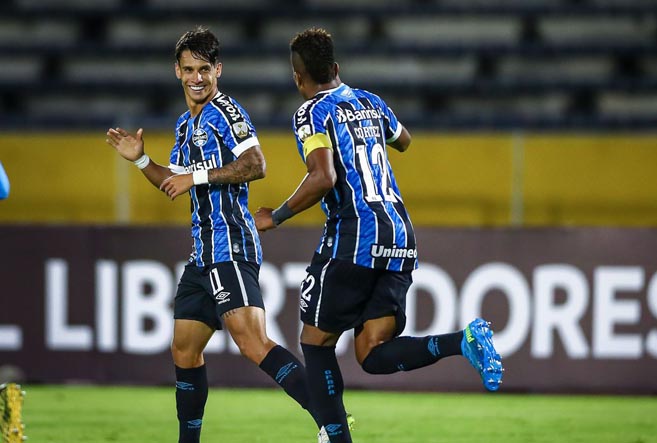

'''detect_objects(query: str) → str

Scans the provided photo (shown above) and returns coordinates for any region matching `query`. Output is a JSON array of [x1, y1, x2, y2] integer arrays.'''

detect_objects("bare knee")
[[357, 333, 395, 366], [300, 324, 341, 347], [232, 334, 275, 364], [171, 319, 215, 368], [223, 306, 276, 364], [171, 340, 204, 368], [354, 318, 397, 365]]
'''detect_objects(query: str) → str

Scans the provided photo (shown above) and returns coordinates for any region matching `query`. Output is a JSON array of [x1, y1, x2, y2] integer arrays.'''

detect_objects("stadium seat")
[[496, 55, 615, 82], [385, 16, 521, 44], [61, 57, 173, 83], [107, 21, 246, 47], [0, 56, 42, 81], [16, 0, 121, 7], [0, 19, 78, 46], [261, 18, 370, 47], [538, 16, 656, 44], [598, 92, 657, 117]]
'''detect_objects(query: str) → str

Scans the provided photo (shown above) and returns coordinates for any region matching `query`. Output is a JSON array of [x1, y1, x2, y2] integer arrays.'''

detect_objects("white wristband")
[[192, 169, 209, 185], [133, 154, 150, 169]]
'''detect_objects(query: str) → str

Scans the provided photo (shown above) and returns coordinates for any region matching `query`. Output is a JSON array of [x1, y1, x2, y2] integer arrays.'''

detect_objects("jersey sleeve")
[[292, 99, 332, 162], [168, 117, 186, 174], [377, 96, 402, 143], [211, 96, 260, 157]]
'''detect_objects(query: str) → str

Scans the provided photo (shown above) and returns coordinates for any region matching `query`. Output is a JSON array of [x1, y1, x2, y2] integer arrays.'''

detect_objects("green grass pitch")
[[22, 385, 657, 442]]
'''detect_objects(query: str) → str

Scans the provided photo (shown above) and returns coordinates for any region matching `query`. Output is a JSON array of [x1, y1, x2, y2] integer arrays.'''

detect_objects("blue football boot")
[[461, 318, 504, 391]]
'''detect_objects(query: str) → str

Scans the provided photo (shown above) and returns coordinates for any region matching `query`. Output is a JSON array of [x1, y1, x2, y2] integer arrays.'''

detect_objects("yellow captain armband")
[[302, 133, 333, 160]]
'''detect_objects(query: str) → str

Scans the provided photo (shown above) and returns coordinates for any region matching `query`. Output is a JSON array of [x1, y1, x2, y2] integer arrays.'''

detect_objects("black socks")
[[301, 343, 352, 443], [362, 332, 463, 374], [175, 364, 208, 443], [259, 344, 320, 426]]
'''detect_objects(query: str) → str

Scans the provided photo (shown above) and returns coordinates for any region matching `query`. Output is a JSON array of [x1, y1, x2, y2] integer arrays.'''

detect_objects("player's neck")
[[187, 89, 219, 117], [310, 78, 342, 98]]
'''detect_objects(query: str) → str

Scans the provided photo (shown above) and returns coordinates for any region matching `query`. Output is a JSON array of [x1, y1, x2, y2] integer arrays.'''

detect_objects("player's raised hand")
[[160, 173, 194, 200], [254, 207, 275, 232], [106, 127, 144, 161]]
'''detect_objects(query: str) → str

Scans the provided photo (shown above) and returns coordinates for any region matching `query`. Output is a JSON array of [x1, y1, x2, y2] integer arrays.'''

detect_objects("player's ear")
[[293, 71, 302, 89], [333, 62, 339, 78], [215, 62, 222, 79], [174, 62, 182, 80]]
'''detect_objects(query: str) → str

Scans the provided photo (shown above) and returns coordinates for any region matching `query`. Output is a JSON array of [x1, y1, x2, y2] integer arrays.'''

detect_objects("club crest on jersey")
[[232, 122, 249, 139], [192, 128, 208, 147], [297, 125, 312, 142]]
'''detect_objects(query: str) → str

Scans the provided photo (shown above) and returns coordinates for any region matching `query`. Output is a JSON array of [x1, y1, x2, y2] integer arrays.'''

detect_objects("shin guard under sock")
[[301, 343, 352, 443], [259, 345, 321, 426], [362, 332, 463, 374], [175, 364, 208, 443]]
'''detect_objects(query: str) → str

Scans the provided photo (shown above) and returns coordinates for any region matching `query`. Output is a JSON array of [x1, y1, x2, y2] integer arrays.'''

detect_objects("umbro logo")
[[176, 381, 195, 391], [215, 291, 231, 304], [187, 419, 202, 429], [325, 423, 342, 434]]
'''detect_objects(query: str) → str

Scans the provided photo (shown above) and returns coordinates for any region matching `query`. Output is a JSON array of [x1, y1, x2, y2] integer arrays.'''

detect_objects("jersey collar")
[[315, 83, 348, 97]]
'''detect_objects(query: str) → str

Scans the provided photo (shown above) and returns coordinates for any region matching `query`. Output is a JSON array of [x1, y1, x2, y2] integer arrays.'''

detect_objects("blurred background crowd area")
[[1, 0, 657, 129], [0, 0, 656, 226]]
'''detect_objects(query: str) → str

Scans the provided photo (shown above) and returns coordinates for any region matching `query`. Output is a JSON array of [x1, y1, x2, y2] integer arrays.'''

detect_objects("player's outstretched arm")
[[286, 147, 336, 212], [255, 146, 335, 231], [106, 127, 173, 189], [106, 127, 144, 161]]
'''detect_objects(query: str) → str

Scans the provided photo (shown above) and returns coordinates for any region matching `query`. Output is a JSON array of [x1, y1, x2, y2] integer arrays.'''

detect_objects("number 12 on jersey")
[[355, 143, 398, 203]]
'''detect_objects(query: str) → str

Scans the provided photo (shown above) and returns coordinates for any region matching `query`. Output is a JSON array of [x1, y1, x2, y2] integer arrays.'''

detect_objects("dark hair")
[[175, 26, 220, 65], [290, 27, 336, 84]]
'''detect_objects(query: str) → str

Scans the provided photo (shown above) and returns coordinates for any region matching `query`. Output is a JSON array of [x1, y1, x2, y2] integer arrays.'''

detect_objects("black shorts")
[[174, 261, 264, 330], [299, 254, 413, 336]]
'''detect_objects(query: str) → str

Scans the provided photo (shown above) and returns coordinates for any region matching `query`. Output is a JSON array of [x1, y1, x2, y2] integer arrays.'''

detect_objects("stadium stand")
[[0, 0, 655, 130]]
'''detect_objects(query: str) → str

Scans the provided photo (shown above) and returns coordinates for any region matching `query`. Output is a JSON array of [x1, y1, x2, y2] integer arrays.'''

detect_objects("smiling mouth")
[[189, 85, 205, 92]]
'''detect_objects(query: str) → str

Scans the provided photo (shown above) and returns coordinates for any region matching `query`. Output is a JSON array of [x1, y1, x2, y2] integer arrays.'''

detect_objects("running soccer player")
[[105, 27, 321, 443], [255, 28, 504, 443]]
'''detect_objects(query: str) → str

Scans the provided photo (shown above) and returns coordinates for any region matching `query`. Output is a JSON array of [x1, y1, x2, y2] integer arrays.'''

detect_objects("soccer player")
[[105, 27, 320, 443], [255, 28, 504, 443]]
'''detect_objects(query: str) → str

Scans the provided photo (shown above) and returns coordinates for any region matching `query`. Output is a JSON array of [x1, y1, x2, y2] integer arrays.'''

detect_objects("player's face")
[[175, 50, 222, 108]]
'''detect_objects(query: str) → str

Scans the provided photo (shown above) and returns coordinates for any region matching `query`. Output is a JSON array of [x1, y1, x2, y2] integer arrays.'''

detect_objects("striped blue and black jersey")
[[292, 83, 417, 272], [169, 91, 262, 267]]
